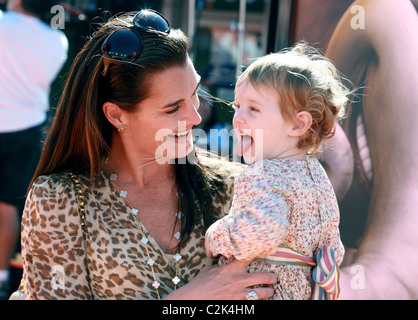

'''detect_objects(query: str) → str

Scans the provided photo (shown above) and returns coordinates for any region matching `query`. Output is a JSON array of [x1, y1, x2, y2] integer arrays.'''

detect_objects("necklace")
[[104, 158, 182, 299]]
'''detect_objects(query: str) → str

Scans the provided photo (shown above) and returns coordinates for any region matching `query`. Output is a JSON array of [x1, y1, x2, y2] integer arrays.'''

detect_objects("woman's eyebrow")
[[163, 99, 184, 109], [162, 82, 201, 109]]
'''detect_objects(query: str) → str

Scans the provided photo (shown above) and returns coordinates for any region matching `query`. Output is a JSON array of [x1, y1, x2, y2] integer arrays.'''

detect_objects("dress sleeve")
[[321, 216, 345, 266], [312, 159, 345, 266], [21, 175, 92, 300], [205, 165, 290, 260]]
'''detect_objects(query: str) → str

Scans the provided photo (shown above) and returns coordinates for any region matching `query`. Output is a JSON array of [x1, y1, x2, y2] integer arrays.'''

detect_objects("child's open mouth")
[[236, 131, 254, 157]]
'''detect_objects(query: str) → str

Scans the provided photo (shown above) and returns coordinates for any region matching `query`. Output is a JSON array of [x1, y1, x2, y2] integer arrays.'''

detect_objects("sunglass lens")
[[102, 29, 143, 61], [133, 10, 170, 33]]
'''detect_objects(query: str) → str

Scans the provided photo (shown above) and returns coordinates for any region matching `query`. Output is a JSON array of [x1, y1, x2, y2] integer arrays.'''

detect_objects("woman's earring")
[[118, 124, 127, 133]]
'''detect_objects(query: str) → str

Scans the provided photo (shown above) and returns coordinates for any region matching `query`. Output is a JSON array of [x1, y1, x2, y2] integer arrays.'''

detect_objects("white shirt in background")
[[0, 11, 68, 132]]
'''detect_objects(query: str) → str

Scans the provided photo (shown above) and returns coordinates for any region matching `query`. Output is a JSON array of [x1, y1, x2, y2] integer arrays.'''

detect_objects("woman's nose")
[[184, 97, 202, 126]]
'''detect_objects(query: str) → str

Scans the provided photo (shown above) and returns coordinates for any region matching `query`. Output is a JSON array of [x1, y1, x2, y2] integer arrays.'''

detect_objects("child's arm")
[[205, 171, 290, 261]]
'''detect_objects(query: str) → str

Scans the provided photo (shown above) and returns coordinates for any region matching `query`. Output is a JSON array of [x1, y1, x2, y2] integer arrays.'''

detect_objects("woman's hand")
[[164, 259, 277, 300]]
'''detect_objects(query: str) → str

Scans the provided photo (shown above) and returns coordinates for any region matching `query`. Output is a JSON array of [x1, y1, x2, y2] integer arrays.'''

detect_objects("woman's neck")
[[106, 140, 176, 189]]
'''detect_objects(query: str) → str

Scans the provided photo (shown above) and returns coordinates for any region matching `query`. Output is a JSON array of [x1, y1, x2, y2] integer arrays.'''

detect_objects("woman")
[[20, 10, 276, 300]]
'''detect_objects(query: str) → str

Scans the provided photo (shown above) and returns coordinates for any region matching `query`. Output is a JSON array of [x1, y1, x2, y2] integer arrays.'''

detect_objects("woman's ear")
[[102, 102, 125, 130], [289, 111, 312, 137]]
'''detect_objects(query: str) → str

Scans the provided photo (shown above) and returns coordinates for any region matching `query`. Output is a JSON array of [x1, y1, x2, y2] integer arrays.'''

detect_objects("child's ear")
[[289, 111, 312, 137]]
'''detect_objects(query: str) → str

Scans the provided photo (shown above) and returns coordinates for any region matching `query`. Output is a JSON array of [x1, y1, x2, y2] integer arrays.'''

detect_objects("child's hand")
[[206, 248, 215, 258], [205, 219, 223, 258], [205, 231, 216, 258]]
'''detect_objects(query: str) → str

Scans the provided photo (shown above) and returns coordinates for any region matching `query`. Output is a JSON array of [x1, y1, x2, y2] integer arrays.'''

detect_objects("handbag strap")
[[68, 172, 94, 299], [69, 173, 88, 237]]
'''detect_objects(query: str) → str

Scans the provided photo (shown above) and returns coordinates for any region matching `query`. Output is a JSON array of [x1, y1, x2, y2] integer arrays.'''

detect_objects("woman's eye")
[[167, 105, 180, 114]]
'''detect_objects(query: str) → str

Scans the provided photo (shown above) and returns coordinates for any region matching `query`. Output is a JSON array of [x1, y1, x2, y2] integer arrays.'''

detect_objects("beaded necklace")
[[104, 158, 182, 299]]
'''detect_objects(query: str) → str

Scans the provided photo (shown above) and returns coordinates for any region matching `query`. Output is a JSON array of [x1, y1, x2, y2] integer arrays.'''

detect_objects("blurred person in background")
[[0, 0, 67, 299]]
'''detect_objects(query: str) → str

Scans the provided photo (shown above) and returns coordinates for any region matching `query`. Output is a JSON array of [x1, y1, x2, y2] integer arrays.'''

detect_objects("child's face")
[[233, 80, 298, 164]]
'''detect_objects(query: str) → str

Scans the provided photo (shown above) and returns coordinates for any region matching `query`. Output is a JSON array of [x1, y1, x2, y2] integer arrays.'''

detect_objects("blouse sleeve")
[[205, 164, 290, 260], [21, 174, 92, 300]]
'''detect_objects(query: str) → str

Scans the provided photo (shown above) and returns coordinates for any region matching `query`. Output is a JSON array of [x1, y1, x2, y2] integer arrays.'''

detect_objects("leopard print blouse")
[[21, 158, 244, 300]]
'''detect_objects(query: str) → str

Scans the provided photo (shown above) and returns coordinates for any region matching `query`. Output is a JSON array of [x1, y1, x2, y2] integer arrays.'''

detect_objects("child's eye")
[[232, 103, 240, 110], [167, 105, 180, 114], [249, 106, 259, 112]]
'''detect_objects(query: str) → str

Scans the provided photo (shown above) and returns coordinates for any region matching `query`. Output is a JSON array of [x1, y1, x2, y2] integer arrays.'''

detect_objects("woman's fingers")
[[242, 286, 275, 300], [166, 259, 278, 300], [224, 259, 278, 286], [216, 259, 276, 300]]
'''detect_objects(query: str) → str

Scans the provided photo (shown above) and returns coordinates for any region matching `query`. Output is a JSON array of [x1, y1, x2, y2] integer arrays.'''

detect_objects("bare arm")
[[327, 0, 418, 299], [163, 259, 277, 300]]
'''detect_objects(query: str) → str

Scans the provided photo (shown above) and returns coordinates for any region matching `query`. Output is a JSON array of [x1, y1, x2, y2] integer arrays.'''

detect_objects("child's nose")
[[233, 109, 245, 127]]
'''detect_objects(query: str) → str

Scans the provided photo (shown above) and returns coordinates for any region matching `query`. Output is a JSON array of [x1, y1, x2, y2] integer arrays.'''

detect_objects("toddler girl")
[[205, 42, 350, 300]]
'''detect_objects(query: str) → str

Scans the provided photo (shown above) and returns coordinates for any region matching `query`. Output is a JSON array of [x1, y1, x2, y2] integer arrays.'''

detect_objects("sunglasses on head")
[[101, 9, 171, 76]]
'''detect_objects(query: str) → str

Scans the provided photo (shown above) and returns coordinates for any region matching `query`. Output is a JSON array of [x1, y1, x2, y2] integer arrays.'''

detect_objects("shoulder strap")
[[69, 173, 88, 237], [68, 173, 94, 299]]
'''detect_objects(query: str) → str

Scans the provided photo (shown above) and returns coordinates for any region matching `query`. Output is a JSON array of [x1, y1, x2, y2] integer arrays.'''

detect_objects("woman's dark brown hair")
[[30, 12, 226, 248]]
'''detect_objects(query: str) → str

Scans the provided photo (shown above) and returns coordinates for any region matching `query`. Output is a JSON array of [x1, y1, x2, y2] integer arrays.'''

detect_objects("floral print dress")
[[205, 157, 345, 300]]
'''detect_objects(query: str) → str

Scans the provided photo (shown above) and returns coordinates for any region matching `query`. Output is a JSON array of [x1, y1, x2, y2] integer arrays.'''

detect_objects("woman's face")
[[124, 58, 202, 163]]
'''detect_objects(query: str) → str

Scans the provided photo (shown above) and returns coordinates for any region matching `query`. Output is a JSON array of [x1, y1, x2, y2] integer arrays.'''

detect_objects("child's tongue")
[[236, 134, 253, 157]]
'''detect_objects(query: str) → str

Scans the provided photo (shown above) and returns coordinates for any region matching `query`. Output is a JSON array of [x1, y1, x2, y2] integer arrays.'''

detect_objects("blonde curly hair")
[[236, 41, 353, 154]]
